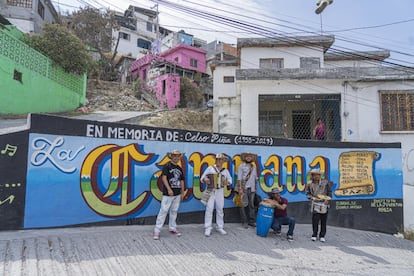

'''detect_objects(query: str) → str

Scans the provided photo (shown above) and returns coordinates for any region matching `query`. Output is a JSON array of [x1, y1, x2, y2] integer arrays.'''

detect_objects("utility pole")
[[151, 1, 160, 55]]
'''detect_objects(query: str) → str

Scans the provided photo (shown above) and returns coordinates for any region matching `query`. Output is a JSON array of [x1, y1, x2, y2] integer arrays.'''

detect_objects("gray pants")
[[239, 188, 256, 224]]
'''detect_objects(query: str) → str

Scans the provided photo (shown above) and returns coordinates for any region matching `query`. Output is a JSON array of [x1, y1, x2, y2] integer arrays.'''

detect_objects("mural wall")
[[0, 114, 403, 233]]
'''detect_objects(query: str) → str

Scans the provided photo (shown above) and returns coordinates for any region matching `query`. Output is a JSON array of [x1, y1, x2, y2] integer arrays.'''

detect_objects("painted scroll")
[[335, 151, 380, 196]]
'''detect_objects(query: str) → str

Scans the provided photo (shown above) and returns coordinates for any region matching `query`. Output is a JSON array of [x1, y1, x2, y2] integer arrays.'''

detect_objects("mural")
[[0, 114, 404, 233], [0, 131, 28, 230]]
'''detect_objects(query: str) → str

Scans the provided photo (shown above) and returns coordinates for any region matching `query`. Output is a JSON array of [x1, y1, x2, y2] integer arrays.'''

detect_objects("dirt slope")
[[86, 80, 213, 132]]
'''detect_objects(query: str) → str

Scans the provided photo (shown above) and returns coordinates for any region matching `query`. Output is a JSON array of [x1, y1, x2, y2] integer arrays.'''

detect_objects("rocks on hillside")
[[86, 80, 154, 112], [85, 80, 213, 132]]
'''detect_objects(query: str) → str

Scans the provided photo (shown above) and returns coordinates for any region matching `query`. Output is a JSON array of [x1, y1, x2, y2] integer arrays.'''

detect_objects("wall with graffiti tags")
[[0, 114, 403, 233]]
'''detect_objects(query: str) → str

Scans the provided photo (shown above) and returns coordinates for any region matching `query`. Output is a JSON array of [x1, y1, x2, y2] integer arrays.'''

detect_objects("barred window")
[[38, 1, 44, 19], [119, 32, 130, 40], [190, 58, 198, 68], [300, 57, 320, 69], [380, 90, 414, 131], [137, 38, 151, 49], [146, 22, 152, 32], [223, 76, 234, 83], [259, 110, 283, 136], [259, 58, 284, 69], [7, 0, 32, 8]]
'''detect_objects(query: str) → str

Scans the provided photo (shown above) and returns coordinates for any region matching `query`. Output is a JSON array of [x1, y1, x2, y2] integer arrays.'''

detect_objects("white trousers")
[[154, 195, 181, 234], [204, 188, 224, 230]]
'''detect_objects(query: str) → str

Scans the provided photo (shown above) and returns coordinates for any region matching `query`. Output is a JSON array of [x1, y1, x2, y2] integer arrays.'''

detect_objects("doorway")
[[292, 110, 311, 139]]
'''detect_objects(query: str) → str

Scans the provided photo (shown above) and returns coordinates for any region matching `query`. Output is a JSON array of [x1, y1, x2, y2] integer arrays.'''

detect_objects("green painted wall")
[[0, 23, 86, 115]]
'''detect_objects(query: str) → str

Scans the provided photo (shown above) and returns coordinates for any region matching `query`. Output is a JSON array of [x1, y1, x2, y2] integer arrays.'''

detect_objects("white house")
[[112, 6, 158, 59], [0, 0, 59, 33], [212, 35, 414, 230]]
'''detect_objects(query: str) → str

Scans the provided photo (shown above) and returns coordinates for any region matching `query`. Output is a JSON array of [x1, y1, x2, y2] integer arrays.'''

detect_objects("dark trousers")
[[239, 188, 256, 224], [312, 212, 328, 238], [271, 216, 296, 236]]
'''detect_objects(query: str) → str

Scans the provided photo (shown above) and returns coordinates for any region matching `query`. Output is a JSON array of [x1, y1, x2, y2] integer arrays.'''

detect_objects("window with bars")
[[38, 1, 44, 19], [300, 57, 320, 69], [119, 32, 130, 40], [259, 110, 283, 136], [190, 58, 198, 68], [223, 76, 234, 83], [146, 22, 152, 32], [380, 90, 414, 131], [137, 38, 151, 49], [7, 0, 32, 8], [259, 58, 284, 69]]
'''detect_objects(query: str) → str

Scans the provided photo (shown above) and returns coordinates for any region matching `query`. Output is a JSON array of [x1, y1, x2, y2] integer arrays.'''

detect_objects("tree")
[[69, 7, 120, 80], [24, 23, 92, 75], [179, 77, 203, 108]]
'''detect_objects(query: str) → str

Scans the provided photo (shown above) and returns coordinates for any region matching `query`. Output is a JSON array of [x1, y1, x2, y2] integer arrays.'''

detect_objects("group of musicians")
[[153, 150, 332, 242]]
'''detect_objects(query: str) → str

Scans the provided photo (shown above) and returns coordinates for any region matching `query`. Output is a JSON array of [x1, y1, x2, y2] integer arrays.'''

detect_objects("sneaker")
[[169, 230, 182, 237], [204, 229, 211, 237], [287, 235, 294, 241], [153, 232, 160, 240], [217, 228, 227, 235], [248, 222, 256, 227], [320, 237, 326, 242], [311, 236, 317, 241]]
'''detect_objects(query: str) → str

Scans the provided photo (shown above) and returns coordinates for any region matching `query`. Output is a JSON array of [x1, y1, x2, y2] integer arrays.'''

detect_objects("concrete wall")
[[0, 26, 86, 114], [0, 114, 404, 234], [240, 46, 324, 69]]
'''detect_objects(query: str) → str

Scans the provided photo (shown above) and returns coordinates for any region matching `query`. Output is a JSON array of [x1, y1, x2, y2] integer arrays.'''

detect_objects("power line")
[[151, 0, 414, 72]]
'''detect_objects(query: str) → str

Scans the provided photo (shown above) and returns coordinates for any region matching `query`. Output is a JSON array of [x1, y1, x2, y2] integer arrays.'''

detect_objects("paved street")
[[1, 223, 413, 276]]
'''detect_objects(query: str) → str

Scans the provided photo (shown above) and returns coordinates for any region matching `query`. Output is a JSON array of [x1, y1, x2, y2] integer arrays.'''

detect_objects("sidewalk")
[[0, 223, 413, 275]]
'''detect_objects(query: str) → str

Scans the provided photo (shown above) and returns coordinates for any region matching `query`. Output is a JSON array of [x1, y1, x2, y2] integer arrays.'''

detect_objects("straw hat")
[[215, 153, 228, 160], [271, 187, 282, 194], [241, 152, 256, 161], [308, 169, 322, 175], [167, 149, 184, 159]]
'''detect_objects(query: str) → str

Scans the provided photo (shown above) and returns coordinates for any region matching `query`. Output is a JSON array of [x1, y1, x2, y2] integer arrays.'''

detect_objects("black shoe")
[[248, 222, 256, 227]]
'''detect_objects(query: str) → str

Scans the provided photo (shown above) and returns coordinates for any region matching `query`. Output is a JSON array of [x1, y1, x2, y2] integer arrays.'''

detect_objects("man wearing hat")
[[200, 153, 232, 237], [153, 149, 185, 240], [236, 152, 258, 228], [264, 187, 295, 241], [306, 169, 332, 242]]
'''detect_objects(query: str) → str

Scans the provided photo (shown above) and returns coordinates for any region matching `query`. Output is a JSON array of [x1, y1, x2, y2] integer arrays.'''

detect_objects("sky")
[[52, 0, 414, 67]]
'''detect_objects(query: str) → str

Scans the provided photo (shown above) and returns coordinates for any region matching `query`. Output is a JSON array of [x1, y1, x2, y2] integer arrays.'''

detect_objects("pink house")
[[130, 44, 207, 109]]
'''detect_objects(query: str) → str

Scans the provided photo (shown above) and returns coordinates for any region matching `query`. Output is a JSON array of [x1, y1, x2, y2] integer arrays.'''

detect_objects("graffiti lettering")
[[184, 132, 209, 143], [211, 134, 231, 144], [80, 144, 331, 217], [107, 127, 164, 140], [31, 136, 85, 173], [81, 144, 155, 217]]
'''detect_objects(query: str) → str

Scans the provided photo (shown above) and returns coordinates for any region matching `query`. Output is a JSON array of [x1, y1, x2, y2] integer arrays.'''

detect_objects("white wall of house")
[[236, 77, 414, 231], [7, 18, 33, 33], [342, 80, 414, 230], [216, 69, 414, 232], [112, 28, 155, 58], [240, 46, 324, 69], [212, 65, 238, 133]]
